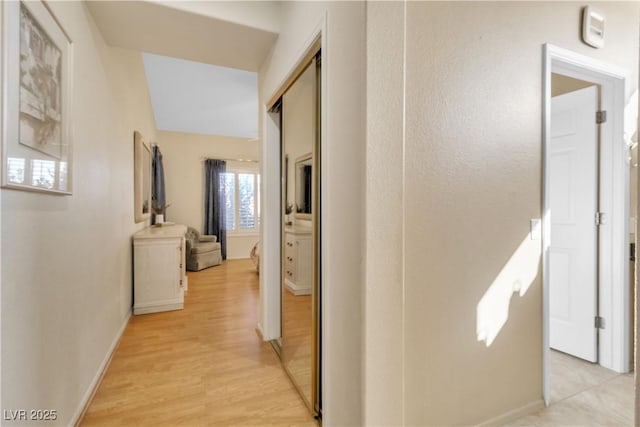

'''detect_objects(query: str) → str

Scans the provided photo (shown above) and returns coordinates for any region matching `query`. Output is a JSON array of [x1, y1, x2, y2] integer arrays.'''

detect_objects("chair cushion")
[[191, 241, 221, 254], [187, 249, 222, 271], [186, 227, 200, 242]]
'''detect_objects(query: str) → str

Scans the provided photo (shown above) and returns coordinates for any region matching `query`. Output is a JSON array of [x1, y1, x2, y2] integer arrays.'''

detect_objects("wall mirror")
[[279, 54, 320, 416], [295, 154, 312, 218], [133, 130, 151, 223]]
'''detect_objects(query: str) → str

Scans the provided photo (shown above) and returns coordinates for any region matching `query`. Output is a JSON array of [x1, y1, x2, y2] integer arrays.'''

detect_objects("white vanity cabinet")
[[283, 225, 312, 295], [133, 224, 187, 315]]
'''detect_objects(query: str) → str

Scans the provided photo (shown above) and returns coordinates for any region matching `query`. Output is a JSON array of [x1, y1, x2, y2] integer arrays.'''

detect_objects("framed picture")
[[1, 1, 73, 194], [133, 131, 151, 223]]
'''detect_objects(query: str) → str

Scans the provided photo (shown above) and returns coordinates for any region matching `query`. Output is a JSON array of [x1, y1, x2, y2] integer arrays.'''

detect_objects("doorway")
[[543, 44, 632, 407], [549, 81, 600, 363]]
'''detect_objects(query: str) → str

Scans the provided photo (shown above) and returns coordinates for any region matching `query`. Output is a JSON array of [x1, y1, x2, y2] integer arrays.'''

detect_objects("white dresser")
[[133, 224, 187, 315], [284, 225, 312, 295]]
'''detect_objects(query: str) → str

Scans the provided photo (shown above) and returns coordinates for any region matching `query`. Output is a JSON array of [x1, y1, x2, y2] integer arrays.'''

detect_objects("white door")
[[549, 85, 599, 363]]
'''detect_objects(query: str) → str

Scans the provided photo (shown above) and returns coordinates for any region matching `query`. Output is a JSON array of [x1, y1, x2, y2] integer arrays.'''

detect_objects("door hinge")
[[595, 316, 605, 329], [595, 212, 604, 226], [596, 110, 607, 124]]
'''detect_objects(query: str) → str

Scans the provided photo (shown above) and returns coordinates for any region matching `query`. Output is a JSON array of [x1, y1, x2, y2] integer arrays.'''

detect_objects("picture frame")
[[1, 1, 73, 194], [133, 131, 151, 223]]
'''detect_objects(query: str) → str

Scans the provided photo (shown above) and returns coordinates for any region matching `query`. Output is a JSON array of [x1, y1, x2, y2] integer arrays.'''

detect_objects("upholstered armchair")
[[185, 227, 222, 271]]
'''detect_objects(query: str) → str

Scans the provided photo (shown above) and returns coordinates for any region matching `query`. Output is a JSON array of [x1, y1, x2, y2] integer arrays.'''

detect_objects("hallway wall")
[[364, 2, 406, 425], [365, 1, 640, 425], [1, 3, 157, 424], [259, 2, 366, 425]]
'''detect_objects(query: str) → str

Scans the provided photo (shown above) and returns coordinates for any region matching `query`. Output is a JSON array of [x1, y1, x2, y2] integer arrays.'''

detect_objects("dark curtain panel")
[[152, 145, 166, 220], [303, 165, 312, 213], [204, 159, 227, 259]]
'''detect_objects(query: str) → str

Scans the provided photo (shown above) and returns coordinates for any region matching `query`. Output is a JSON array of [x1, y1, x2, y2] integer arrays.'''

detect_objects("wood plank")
[[81, 259, 317, 427]]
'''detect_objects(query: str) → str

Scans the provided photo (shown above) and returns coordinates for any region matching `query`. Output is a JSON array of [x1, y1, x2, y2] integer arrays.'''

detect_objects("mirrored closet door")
[[280, 54, 320, 417]]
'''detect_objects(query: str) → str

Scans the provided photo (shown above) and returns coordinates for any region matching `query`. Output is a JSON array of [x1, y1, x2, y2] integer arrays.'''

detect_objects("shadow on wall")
[[477, 231, 542, 347]]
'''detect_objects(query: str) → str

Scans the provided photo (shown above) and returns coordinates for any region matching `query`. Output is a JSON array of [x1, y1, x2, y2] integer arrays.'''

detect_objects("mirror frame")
[[277, 53, 320, 417], [133, 130, 151, 223]]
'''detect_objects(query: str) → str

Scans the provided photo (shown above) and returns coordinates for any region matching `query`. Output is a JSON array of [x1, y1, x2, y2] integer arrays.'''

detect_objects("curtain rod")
[[200, 157, 259, 163]]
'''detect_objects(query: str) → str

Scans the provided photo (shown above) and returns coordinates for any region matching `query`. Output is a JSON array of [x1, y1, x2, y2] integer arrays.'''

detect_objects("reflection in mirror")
[[7, 158, 25, 184], [282, 226, 313, 401], [295, 154, 312, 215], [134, 130, 152, 223], [281, 57, 318, 413]]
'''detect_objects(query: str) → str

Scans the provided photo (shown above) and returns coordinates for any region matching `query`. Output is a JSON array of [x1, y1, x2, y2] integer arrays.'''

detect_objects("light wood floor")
[[282, 290, 312, 407], [81, 259, 317, 427]]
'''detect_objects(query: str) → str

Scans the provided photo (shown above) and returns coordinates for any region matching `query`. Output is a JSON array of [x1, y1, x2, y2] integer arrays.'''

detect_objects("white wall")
[[259, 2, 365, 425], [157, 130, 260, 260], [1, 3, 157, 424], [0, 0, 4, 414], [283, 63, 314, 214], [364, 2, 405, 425], [365, 1, 639, 425]]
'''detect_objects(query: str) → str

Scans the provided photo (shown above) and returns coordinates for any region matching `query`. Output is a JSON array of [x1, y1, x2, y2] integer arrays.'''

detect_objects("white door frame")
[[542, 44, 630, 405], [259, 12, 328, 415], [260, 18, 326, 341]]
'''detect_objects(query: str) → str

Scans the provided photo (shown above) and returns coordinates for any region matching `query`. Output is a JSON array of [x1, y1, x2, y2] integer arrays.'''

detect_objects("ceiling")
[[142, 53, 258, 138], [150, 1, 281, 34], [86, 1, 279, 71], [86, 1, 277, 138]]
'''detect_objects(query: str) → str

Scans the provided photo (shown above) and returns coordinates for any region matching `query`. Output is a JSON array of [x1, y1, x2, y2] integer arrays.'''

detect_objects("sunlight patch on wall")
[[476, 234, 541, 347]]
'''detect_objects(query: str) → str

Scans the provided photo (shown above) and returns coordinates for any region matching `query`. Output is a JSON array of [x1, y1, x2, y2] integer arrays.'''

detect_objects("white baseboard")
[[476, 399, 544, 426], [256, 322, 264, 340], [133, 302, 183, 315], [284, 278, 311, 296], [225, 256, 251, 260], [70, 310, 131, 427]]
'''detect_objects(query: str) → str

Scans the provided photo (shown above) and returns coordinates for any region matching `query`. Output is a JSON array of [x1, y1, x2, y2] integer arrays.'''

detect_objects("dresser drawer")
[[284, 267, 296, 282], [133, 225, 187, 315], [284, 250, 296, 265], [283, 227, 312, 296], [285, 234, 296, 251], [285, 234, 296, 268]]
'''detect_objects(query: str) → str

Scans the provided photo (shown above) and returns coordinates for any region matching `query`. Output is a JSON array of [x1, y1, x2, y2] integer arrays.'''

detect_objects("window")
[[7, 157, 25, 184], [6, 158, 66, 190], [58, 161, 68, 192], [222, 172, 235, 230], [31, 159, 56, 189], [220, 169, 260, 233]]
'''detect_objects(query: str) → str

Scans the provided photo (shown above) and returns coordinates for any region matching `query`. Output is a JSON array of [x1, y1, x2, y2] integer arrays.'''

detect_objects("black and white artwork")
[[19, 3, 63, 159]]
